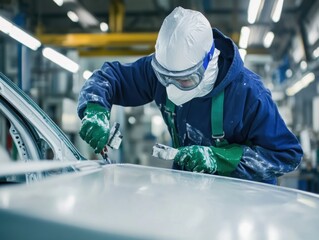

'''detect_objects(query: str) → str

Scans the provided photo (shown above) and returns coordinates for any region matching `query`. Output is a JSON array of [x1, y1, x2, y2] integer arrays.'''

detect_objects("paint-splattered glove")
[[173, 144, 243, 174], [79, 103, 110, 154]]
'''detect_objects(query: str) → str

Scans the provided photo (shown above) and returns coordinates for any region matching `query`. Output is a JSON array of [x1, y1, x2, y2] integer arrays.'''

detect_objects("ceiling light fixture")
[[239, 49, 247, 61], [0, 16, 12, 34], [247, 0, 263, 24], [128, 116, 136, 125], [271, 0, 284, 23], [83, 70, 93, 80], [263, 31, 274, 48], [239, 26, 250, 49], [76, 8, 99, 28], [0, 16, 41, 51], [67, 11, 79, 23], [300, 60, 307, 70], [100, 22, 109, 32], [42, 47, 79, 73], [285, 69, 292, 78], [286, 72, 315, 96], [53, 0, 64, 6]]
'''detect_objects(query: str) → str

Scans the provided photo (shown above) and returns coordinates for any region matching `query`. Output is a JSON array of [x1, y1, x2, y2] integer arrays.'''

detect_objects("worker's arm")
[[174, 90, 303, 183], [229, 93, 303, 183], [77, 55, 157, 119], [77, 56, 158, 153]]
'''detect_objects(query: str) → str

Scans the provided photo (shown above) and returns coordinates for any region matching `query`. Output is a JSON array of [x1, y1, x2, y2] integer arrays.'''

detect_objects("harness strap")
[[211, 90, 228, 147], [164, 90, 228, 148], [165, 98, 180, 148]]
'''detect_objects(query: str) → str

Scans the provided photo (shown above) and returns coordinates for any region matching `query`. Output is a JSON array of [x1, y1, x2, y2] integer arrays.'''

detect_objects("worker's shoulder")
[[231, 67, 270, 95], [225, 67, 271, 106]]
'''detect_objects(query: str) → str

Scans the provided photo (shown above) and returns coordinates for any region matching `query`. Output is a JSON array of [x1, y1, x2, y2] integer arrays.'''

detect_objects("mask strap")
[[203, 42, 215, 70]]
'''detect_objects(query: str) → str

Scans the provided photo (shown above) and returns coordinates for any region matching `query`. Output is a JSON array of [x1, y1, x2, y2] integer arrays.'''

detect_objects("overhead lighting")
[[272, 0, 284, 23], [239, 49, 247, 61], [67, 11, 79, 23], [42, 47, 79, 73], [128, 116, 136, 125], [239, 26, 250, 49], [300, 60, 307, 70], [0, 16, 41, 50], [285, 69, 292, 78], [83, 70, 93, 80], [53, 0, 64, 6], [247, 0, 263, 24], [263, 31, 274, 48], [9, 25, 42, 50], [286, 72, 315, 96], [76, 8, 99, 28], [313, 47, 319, 58], [100, 22, 109, 32], [0, 16, 12, 34]]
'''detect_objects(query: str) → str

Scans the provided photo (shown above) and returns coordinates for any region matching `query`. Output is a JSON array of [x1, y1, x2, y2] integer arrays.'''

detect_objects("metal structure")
[[1, 0, 314, 58], [37, 32, 157, 56], [0, 72, 85, 163]]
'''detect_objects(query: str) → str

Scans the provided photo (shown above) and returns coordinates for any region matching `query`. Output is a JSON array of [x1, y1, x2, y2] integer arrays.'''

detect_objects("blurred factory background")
[[0, 0, 319, 193]]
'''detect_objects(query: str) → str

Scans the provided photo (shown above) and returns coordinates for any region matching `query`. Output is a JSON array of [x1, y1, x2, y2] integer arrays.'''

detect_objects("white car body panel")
[[0, 72, 319, 239]]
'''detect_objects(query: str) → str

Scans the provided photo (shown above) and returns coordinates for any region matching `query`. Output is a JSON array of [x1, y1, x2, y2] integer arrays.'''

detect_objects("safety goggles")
[[151, 42, 215, 91]]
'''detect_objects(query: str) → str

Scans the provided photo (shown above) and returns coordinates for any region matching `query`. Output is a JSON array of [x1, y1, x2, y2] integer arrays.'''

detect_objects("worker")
[[77, 7, 303, 184]]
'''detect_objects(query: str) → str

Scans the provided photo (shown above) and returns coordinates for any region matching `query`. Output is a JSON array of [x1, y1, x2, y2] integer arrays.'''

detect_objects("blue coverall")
[[78, 29, 303, 184]]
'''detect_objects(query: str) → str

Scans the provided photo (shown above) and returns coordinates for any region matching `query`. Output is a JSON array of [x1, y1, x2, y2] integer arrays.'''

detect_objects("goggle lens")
[[156, 71, 202, 90]]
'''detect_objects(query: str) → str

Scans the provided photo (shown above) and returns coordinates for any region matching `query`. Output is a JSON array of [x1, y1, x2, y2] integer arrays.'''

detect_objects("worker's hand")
[[174, 145, 217, 174], [79, 103, 110, 154], [173, 144, 243, 174]]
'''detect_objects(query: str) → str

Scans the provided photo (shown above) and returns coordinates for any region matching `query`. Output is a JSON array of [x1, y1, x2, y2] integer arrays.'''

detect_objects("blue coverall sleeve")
[[77, 56, 157, 119], [230, 92, 303, 183]]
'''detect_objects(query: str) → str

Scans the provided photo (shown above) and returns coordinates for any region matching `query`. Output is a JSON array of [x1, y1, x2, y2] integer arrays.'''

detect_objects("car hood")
[[0, 164, 319, 240]]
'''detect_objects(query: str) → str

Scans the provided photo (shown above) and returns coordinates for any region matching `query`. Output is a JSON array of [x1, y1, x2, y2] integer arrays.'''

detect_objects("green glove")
[[173, 144, 243, 174], [174, 145, 217, 173], [79, 103, 110, 154], [211, 144, 243, 174]]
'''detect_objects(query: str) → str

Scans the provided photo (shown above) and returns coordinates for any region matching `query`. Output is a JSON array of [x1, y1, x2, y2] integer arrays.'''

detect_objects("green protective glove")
[[173, 144, 243, 175], [211, 144, 243, 174], [79, 103, 110, 154]]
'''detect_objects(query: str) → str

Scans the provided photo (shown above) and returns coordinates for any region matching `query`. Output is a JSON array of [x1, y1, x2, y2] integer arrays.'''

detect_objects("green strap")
[[165, 98, 180, 148], [211, 90, 228, 147], [165, 90, 227, 148]]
